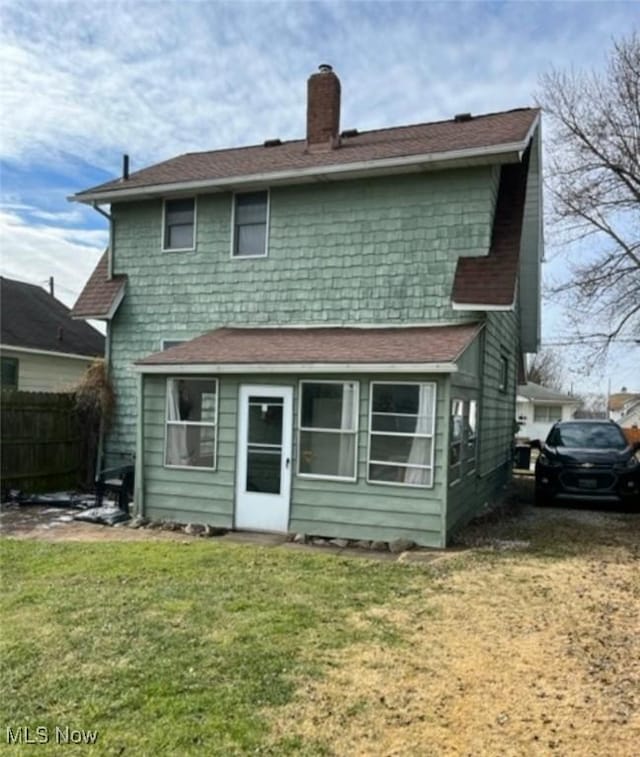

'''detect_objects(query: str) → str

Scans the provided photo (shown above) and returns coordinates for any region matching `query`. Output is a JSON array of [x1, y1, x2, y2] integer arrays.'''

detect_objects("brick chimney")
[[306, 64, 341, 151]]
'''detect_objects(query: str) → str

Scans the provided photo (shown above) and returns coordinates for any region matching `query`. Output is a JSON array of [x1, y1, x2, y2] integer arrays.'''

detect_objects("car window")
[[547, 423, 627, 450]]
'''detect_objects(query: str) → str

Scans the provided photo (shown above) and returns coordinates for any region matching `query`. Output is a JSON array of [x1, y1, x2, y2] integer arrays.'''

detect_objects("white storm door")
[[235, 385, 293, 532]]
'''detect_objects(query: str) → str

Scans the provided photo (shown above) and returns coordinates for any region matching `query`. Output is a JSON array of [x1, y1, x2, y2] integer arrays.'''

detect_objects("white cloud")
[[0, 0, 637, 391], [0, 209, 106, 308]]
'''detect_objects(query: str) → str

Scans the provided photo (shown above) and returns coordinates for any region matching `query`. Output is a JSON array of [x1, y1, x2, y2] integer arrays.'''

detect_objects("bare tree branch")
[[536, 32, 640, 363]]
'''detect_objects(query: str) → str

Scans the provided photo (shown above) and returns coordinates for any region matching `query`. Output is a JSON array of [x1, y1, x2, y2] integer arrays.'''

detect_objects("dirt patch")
[[0, 504, 186, 542], [268, 505, 640, 755]]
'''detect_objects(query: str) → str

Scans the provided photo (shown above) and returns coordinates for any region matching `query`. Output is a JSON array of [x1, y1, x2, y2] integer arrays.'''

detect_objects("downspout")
[[134, 373, 145, 517], [91, 202, 114, 475], [92, 202, 114, 279]]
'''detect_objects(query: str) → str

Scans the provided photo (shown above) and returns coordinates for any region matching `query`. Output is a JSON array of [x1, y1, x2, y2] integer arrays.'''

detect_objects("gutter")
[[0, 344, 101, 362], [92, 203, 114, 279], [69, 124, 539, 205], [134, 361, 459, 375]]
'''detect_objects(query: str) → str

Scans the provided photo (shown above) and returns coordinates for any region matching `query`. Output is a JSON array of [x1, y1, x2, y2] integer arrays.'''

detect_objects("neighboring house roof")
[[70, 252, 127, 320], [1, 276, 104, 357], [135, 323, 482, 372], [516, 382, 578, 405], [608, 392, 640, 412], [451, 154, 529, 308], [72, 108, 539, 202]]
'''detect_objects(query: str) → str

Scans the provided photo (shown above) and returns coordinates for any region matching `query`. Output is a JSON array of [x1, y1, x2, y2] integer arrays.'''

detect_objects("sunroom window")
[[298, 381, 358, 480], [165, 378, 217, 469], [368, 382, 436, 487], [449, 398, 478, 484], [163, 198, 195, 251]]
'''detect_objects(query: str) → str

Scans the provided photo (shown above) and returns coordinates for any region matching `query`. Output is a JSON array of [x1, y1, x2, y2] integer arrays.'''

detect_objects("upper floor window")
[[233, 191, 268, 257], [163, 198, 195, 251]]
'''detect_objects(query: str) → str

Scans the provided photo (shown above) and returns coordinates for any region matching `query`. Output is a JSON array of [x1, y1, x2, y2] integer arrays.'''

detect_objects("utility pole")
[[49, 276, 54, 297]]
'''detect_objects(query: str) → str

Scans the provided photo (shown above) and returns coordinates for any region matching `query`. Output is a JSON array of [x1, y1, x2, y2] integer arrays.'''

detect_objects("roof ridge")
[[174, 106, 539, 160]]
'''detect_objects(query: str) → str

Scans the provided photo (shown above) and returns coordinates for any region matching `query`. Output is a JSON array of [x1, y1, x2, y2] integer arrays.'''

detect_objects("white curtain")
[[166, 380, 188, 465], [338, 383, 356, 477], [404, 384, 433, 485]]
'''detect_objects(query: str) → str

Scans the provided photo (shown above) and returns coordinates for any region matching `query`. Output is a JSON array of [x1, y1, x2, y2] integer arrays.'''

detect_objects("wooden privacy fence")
[[1, 391, 94, 494]]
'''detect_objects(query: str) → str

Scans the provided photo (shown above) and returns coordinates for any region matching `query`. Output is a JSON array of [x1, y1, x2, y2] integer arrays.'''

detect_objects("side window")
[[165, 378, 217, 469], [449, 399, 464, 483], [163, 198, 195, 251], [449, 398, 478, 484], [1, 357, 19, 390], [233, 191, 268, 257], [499, 355, 509, 393], [298, 381, 359, 480], [368, 382, 436, 488]]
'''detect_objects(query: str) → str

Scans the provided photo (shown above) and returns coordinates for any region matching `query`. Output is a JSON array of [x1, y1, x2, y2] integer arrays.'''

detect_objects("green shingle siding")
[[141, 374, 448, 548], [445, 311, 518, 538], [106, 168, 496, 460]]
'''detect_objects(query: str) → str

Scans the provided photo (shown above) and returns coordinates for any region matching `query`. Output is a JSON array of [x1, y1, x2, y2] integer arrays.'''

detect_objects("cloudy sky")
[[1, 0, 637, 394]]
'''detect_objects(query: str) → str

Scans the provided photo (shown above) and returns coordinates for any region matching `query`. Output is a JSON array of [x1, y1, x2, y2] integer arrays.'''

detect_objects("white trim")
[[235, 384, 293, 532], [163, 376, 218, 471], [366, 380, 437, 489], [0, 344, 99, 362], [230, 189, 270, 258], [297, 379, 359, 482], [162, 196, 197, 253], [70, 130, 538, 205], [220, 319, 481, 330], [135, 361, 458, 375], [452, 300, 515, 311]]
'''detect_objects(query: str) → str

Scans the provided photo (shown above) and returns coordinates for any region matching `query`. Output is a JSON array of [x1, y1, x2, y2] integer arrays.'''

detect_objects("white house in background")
[[516, 382, 579, 441], [0, 277, 104, 393], [608, 392, 640, 426], [617, 397, 640, 429]]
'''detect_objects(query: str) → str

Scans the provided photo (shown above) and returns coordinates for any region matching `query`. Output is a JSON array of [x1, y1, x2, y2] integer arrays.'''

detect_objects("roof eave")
[[70, 139, 533, 205], [451, 298, 515, 311], [70, 282, 126, 322], [134, 361, 459, 375]]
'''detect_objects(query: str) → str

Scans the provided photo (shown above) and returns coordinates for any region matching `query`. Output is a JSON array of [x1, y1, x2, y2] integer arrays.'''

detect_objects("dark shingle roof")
[[75, 108, 539, 199], [136, 323, 482, 368], [1, 276, 104, 357], [70, 252, 127, 319], [451, 150, 530, 307]]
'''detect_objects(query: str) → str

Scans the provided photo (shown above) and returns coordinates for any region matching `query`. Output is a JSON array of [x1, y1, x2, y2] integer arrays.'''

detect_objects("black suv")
[[534, 420, 640, 508]]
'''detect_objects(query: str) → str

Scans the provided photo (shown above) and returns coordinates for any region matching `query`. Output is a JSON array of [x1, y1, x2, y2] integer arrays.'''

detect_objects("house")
[[1, 276, 104, 392], [617, 398, 640, 429], [608, 392, 640, 425], [515, 382, 579, 441], [70, 65, 543, 547]]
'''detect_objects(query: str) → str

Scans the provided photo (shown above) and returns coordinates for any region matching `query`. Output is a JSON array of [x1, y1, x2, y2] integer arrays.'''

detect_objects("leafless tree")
[[527, 349, 564, 390], [537, 33, 640, 357]]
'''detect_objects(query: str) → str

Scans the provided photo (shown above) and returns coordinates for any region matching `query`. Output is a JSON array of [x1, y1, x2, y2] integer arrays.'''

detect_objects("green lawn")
[[0, 540, 423, 755]]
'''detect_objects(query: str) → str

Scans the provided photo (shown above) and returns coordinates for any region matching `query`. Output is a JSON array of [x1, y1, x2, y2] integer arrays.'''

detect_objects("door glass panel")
[[248, 401, 283, 445], [246, 396, 284, 494], [246, 449, 281, 493]]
